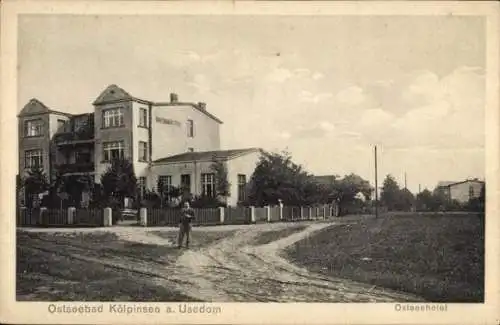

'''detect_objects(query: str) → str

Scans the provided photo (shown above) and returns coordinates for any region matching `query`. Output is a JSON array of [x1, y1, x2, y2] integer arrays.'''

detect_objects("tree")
[[247, 150, 317, 206], [156, 178, 182, 208], [210, 157, 231, 202], [416, 188, 434, 211], [100, 158, 137, 209], [331, 174, 373, 216], [396, 188, 416, 211], [380, 174, 401, 211], [23, 167, 49, 208]]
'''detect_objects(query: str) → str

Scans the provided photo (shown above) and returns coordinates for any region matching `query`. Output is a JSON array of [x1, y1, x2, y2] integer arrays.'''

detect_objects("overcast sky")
[[18, 15, 485, 193]]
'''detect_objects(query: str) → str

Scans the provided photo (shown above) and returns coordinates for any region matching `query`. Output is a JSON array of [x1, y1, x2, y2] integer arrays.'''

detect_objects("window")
[[238, 174, 247, 202], [24, 119, 43, 137], [469, 185, 475, 200], [188, 147, 194, 152], [57, 119, 66, 133], [139, 108, 148, 127], [201, 173, 215, 197], [102, 108, 124, 128], [138, 141, 148, 162], [158, 175, 172, 193], [181, 174, 191, 193], [187, 119, 194, 137], [138, 177, 146, 198], [103, 141, 124, 162], [25, 149, 43, 168]]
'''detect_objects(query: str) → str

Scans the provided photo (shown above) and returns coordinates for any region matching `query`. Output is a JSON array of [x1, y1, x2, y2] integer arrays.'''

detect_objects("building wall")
[[93, 100, 134, 182], [449, 181, 484, 203], [131, 101, 150, 178], [226, 151, 261, 206], [149, 151, 260, 205], [149, 160, 214, 194], [151, 104, 220, 161]]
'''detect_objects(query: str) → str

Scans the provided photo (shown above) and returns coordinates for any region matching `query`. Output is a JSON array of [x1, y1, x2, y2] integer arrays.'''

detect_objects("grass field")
[[285, 213, 485, 302]]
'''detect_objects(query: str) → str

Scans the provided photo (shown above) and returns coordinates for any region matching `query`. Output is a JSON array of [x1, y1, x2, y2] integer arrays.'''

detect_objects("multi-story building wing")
[[18, 84, 260, 207]]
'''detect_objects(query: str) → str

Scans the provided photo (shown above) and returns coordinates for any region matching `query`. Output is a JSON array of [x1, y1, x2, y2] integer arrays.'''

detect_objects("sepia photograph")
[[1, 1, 499, 324]]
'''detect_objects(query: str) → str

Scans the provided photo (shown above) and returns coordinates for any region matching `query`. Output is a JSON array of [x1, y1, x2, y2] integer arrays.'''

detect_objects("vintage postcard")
[[1, 0, 499, 324]]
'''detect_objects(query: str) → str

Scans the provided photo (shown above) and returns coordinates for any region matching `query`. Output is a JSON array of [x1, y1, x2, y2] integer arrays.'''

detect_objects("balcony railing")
[[56, 162, 95, 174], [54, 125, 94, 144]]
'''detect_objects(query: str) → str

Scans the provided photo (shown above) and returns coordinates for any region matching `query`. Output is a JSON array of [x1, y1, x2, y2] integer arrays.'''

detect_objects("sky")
[[18, 15, 486, 193]]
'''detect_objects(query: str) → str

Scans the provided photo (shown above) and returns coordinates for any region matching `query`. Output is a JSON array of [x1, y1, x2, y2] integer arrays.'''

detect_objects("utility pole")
[[374, 145, 378, 219], [404, 172, 407, 189], [419, 184, 421, 193]]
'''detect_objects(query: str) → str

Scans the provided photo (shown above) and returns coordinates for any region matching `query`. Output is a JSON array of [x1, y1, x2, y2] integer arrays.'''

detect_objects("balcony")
[[55, 162, 95, 175], [54, 125, 94, 146]]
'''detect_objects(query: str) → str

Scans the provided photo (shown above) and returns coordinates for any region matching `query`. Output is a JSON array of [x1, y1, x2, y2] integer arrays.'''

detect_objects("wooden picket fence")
[[193, 208, 220, 226], [224, 206, 251, 225], [254, 207, 268, 223], [74, 209, 103, 226], [16, 203, 336, 228], [147, 208, 181, 226]]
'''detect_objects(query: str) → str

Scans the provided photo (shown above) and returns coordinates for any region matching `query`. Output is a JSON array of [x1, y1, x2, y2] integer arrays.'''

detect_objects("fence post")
[[279, 200, 283, 221], [103, 207, 112, 227], [266, 206, 271, 222], [323, 205, 327, 219], [140, 208, 147, 227], [300, 206, 304, 220], [309, 207, 313, 220], [39, 207, 47, 225], [219, 206, 225, 224], [250, 206, 256, 223], [67, 207, 75, 225], [19, 207, 26, 226]]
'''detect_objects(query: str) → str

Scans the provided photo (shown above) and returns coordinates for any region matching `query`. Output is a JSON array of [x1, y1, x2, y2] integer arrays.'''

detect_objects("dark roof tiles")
[[153, 148, 261, 164]]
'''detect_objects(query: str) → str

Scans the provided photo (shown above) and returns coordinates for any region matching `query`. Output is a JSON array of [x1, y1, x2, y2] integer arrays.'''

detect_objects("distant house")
[[436, 179, 485, 203]]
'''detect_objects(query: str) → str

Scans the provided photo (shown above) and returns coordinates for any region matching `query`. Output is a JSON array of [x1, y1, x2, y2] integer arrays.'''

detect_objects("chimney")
[[170, 93, 178, 103], [198, 102, 206, 110]]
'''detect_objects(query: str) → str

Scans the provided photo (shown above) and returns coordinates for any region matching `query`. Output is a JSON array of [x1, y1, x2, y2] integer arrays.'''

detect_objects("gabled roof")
[[92, 84, 135, 105], [437, 181, 456, 188], [153, 148, 261, 164], [437, 179, 485, 188], [93, 84, 223, 124], [18, 98, 72, 117]]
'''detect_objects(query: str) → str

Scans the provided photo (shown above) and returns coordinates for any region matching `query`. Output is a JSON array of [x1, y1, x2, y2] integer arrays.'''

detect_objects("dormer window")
[[102, 107, 124, 128], [24, 119, 43, 137]]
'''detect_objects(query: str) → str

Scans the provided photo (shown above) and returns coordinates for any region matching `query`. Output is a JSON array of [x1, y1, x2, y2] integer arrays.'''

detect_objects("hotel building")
[[18, 84, 261, 206]]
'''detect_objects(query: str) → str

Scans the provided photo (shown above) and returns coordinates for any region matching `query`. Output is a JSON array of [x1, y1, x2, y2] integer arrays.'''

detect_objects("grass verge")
[[285, 213, 484, 302], [249, 225, 308, 246]]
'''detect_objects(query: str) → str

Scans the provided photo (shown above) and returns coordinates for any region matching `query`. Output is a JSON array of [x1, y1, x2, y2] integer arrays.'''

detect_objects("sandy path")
[[20, 222, 426, 302], [168, 223, 425, 302]]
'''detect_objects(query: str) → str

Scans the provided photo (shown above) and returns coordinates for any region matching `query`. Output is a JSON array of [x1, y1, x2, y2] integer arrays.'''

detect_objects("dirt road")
[[20, 222, 425, 302]]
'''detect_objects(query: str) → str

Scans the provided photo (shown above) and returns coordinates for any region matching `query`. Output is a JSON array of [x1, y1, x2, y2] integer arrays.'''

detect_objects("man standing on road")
[[178, 201, 194, 248]]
